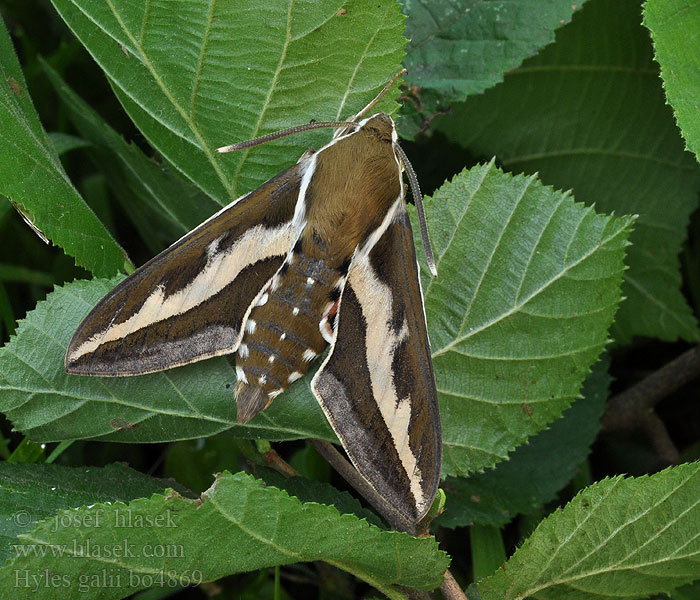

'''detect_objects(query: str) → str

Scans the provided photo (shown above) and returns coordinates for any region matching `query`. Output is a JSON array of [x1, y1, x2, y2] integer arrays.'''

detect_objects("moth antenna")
[[216, 121, 356, 153], [394, 143, 438, 277], [218, 69, 408, 153], [350, 68, 407, 121]]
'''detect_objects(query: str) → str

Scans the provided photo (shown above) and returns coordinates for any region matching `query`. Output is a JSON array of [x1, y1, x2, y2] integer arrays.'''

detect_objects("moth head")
[[357, 113, 396, 145]]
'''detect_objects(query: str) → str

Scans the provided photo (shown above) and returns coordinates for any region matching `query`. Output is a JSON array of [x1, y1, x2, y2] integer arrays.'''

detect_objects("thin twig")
[[602, 345, 700, 428], [601, 345, 700, 465], [640, 413, 681, 465], [262, 447, 298, 478], [440, 569, 469, 600]]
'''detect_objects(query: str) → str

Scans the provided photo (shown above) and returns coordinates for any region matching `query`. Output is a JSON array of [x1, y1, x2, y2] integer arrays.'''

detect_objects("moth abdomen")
[[234, 383, 270, 424], [234, 253, 341, 423]]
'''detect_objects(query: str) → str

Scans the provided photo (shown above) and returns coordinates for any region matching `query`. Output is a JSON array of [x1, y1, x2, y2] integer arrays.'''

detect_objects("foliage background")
[[0, 0, 698, 598]]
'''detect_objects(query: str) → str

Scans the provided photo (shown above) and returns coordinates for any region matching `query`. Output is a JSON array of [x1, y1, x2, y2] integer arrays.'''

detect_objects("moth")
[[65, 72, 442, 524]]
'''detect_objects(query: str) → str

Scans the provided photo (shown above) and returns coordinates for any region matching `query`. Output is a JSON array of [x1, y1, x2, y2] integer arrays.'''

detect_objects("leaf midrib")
[[73, 0, 238, 200], [231, 0, 295, 196], [516, 468, 700, 598]]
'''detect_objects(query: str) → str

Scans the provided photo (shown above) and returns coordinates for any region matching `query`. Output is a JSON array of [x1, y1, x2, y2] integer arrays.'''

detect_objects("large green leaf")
[[476, 462, 700, 599], [437, 356, 609, 528], [419, 163, 632, 476], [400, 0, 584, 135], [0, 462, 192, 563], [644, 0, 700, 161], [435, 0, 700, 343], [42, 60, 219, 253], [0, 165, 632, 482], [0, 18, 125, 277], [0, 471, 449, 599], [50, 0, 406, 205]]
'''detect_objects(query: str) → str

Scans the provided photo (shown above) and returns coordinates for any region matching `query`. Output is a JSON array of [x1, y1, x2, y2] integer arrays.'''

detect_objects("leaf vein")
[[432, 222, 628, 359], [231, 0, 295, 192], [102, 0, 235, 198]]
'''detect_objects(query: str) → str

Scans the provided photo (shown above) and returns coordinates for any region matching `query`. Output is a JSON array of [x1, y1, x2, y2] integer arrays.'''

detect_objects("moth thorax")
[[234, 253, 342, 423]]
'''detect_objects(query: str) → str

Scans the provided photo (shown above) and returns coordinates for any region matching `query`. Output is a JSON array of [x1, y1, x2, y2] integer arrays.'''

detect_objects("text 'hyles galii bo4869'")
[[65, 71, 442, 524]]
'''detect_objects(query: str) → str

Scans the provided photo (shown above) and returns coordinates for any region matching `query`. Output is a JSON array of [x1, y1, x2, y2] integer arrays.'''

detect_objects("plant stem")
[[262, 447, 298, 477], [441, 569, 468, 600], [601, 344, 700, 464], [45, 440, 73, 464]]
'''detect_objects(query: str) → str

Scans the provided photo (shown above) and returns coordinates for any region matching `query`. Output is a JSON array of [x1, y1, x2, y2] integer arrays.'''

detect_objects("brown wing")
[[312, 210, 442, 522], [66, 164, 306, 376]]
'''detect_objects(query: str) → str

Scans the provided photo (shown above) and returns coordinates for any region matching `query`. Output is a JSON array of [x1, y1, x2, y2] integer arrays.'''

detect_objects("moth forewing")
[[64, 164, 307, 376]]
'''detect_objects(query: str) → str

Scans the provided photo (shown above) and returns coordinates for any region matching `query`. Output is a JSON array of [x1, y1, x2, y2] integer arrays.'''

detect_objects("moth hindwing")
[[66, 91, 442, 524]]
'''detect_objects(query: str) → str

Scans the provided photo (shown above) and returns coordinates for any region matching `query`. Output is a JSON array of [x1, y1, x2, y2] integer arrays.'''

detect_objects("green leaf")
[[437, 357, 610, 528], [434, 0, 700, 343], [7, 437, 44, 463], [49, 0, 407, 204], [644, 0, 700, 161], [0, 282, 14, 339], [0, 276, 335, 443], [0, 17, 126, 277], [163, 437, 254, 495], [0, 461, 190, 563], [470, 524, 506, 581], [420, 163, 632, 477], [42, 59, 219, 252], [0, 263, 54, 286], [476, 462, 700, 600], [0, 471, 449, 598], [47, 132, 91, 156], [259, 468, 385, 529], [670, 580, 700, 600], [400, 0, 583, 135]]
